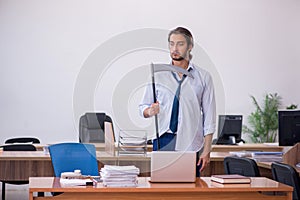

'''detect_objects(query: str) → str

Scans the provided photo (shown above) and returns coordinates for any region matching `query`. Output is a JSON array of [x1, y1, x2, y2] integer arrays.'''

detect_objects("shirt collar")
[[187, 62, 194, 71]]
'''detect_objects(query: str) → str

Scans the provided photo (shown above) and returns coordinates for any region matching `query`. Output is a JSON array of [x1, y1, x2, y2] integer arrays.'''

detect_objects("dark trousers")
[[153, 133, 176, 151], [153, 132, 201, 177], [196, 152, 202, 177]]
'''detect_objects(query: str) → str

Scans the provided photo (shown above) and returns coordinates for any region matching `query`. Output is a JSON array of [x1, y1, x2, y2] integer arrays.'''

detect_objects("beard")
[[172, 55, 185, 61], [171, 51, 188, 61]]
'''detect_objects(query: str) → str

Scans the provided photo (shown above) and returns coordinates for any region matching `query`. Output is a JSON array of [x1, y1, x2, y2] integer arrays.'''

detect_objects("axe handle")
[[151, 63, 160, 150]]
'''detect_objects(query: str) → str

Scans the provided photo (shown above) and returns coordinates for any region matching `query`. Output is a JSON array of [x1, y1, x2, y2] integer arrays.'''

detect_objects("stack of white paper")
[[100, 165, 140, 187], [251, 152, 283, 162]]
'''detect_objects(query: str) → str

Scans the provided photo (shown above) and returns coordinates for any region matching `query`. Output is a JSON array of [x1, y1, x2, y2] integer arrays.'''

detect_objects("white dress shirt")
[[139, 62, 216, 152]]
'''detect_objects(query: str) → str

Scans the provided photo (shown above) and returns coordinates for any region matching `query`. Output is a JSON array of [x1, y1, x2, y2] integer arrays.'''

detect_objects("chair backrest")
[[271, 162, 300, 200], [224, 156, 260, 177], [5, 137, 40, 144], [3, 144, 36, 151], [79, 113, 115, 143], [48, 143, 99, 177]]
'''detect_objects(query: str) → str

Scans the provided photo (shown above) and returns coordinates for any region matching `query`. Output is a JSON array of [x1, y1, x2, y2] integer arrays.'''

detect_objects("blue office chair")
[[271, 162, 300, 200], [224, 156, 261, 177], [48, 143, 99, 177]]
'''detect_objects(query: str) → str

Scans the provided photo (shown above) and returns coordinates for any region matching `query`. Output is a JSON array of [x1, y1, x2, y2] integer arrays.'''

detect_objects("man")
[[139, 27, 216, 175]]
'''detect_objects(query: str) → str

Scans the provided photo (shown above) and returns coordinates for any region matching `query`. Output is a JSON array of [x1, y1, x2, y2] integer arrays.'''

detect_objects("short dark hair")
[[168, 27, 194, 48], [168, 27, 194, 60]]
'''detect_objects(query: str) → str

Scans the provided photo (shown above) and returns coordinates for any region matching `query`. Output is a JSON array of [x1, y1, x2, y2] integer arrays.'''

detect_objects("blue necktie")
[[169, 73, 188, 133]]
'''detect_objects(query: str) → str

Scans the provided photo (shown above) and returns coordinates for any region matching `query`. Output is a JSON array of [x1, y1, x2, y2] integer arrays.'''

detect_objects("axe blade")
[[152, 63, 194, 79]]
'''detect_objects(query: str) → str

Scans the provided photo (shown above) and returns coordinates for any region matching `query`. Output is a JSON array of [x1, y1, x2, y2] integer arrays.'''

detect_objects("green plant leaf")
[[243, 93, 281, 143]]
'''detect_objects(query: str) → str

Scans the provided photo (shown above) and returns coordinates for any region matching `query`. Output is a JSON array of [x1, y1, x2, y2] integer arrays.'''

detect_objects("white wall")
[[0, 0, 299, 144]]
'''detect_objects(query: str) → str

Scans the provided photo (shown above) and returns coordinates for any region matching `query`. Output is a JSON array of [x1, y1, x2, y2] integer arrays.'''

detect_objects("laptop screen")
[[150, 151, 196, 182]]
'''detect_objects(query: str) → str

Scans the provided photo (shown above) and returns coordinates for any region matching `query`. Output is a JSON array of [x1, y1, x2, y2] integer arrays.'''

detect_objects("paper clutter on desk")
[[60, 178, 93, 187], [251, 151, 283, 162], [229, 151, 253, 158], [100, 165, 140, 187]]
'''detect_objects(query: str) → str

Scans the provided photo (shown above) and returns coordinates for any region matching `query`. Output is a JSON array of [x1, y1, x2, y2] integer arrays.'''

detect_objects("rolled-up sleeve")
[[201, 73, 216, 136], [139, 84, 153, 118]]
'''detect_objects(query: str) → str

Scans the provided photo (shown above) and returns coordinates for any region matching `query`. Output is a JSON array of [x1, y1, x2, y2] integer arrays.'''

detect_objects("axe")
[[150, 63, 194, 150]]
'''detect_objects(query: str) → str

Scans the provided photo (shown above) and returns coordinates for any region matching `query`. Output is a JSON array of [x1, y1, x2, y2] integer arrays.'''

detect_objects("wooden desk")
[[0, 143, 292, 182], [211, 144, 284, 152], [258, 162, 300, 176], [29, 177, 293, 200], [203, 152, 278, 178], [0, 151, 53, 181], [0, 151, 150, 181], [99, 143, 284, 152], [0, 151, 228, 180], [29, 143, 152, 152], [208, 143, 296, 176], [0, 151, 282, 181], [31, 143, 283, 152]]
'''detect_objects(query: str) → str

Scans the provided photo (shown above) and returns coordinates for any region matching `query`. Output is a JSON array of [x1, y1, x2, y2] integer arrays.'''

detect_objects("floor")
[[1, 184, 28, 200], [1, 184, 52, 200]]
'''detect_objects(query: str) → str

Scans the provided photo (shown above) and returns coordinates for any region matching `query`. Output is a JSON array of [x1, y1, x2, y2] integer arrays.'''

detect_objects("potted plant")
[[243, 93, 282, 143]]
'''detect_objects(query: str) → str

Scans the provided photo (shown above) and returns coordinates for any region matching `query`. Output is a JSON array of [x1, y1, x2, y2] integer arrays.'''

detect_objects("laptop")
[[150, 151, 196, 182]]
